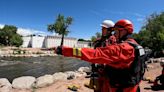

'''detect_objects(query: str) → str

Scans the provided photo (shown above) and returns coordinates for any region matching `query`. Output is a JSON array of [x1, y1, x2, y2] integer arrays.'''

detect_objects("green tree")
[[0, 25, 23, 47], [48, 14, 73, 46], [90, 32, 101, 42], [132, 28, 151, 47], [91, 36, 97, 42], [10, 34, 23, 47], [144, 12, 164, 51], [95, 32, 101, 38], [133, 12, 164, 51], [78, 38, 85, 41]]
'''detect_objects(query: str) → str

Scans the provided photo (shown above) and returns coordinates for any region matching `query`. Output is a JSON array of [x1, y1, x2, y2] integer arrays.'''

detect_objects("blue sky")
[[0, 0, 164, 39]]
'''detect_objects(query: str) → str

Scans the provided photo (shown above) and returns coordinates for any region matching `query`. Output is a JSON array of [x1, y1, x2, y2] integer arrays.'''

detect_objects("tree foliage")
[[48, 14, 73, 46], [91, 36, 97, 42], [95, 32, 101, 38], [10, 34, 23, 47], [91, 32, 101, 42], [132, 12, 164, 51], [0, 25, 23, 47], [78, 38, 86, 41]]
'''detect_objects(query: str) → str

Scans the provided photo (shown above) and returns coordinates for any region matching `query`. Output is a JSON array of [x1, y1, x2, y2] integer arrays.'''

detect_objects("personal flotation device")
[[104, 41, 146, 88]]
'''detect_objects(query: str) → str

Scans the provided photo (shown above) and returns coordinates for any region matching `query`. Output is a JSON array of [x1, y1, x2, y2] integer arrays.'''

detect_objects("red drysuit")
[[61, 38, 140, 92]]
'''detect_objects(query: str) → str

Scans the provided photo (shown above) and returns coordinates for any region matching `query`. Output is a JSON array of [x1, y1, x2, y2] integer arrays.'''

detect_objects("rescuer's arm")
[[57, 42, 135, 69]]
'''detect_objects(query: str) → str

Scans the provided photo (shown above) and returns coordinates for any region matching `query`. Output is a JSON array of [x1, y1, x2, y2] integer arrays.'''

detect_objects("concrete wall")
[[77, 41, 90, 48], [22, 37, 31, 48], [22, 36, 90, 48], [45, 36, 77, 48], [31, 36, 45, 48]]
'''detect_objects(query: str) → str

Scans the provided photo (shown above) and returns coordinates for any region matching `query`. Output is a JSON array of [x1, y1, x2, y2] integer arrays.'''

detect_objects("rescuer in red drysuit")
[[56, 19, 145, 92]]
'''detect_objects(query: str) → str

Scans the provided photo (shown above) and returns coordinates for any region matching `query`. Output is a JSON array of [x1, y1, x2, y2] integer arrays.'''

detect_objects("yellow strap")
[[73, 48, 82, 57], [77, 48, 82, 57], [73, 48, 76, 56]]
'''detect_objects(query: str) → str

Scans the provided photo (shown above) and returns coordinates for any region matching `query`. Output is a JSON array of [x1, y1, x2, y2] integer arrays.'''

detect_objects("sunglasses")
[[112, 27, 125, 31], [112, 25, 128, 31]]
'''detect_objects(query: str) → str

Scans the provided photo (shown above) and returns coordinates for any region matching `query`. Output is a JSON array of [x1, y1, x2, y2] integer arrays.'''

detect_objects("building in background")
[[45, 36, 77, 48], [22, 35, 45, 48], [22, 35, 90, 48], [77, 41, 91, 48], [22, 36, 31, 48]]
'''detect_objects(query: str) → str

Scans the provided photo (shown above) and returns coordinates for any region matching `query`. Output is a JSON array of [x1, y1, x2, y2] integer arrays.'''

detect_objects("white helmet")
[[101, 20, 114, 28]]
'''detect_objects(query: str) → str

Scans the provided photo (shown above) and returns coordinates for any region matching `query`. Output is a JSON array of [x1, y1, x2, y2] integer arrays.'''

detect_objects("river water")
[[0, 56, 90, 82]]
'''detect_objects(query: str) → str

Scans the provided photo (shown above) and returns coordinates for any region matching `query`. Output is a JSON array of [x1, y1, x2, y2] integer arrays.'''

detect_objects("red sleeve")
[[81, 43, 135, 69], [62, 42, 135, 69], [62, 46, 73, 57]]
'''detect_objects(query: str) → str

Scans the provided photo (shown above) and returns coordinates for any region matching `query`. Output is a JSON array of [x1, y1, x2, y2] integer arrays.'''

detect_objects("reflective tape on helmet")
[[73, 48, 82, 57]]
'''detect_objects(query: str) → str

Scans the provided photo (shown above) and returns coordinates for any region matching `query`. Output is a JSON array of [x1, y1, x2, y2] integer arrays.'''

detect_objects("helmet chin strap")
[[118, 30, 121, 43], [118, 32, 131, 43], [120, 34, 132, 42]]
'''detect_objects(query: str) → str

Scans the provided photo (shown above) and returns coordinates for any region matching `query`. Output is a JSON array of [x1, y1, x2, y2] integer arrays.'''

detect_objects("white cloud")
[[52, 33, 59, 36], [90, 10, 103, 17], [102, 10, 145, 18], [136, 18, 144, 22], [0, 24, 4, 29], [17, 28, 49, 36], [134, 13, 145, 17], [102, 11, 146, 22], [17, 28, 33, 36], [90, 10, 146, 23], [33, 30, 49, 36]]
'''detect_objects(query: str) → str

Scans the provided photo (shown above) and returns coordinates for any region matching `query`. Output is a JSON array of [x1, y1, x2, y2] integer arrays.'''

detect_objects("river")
[[0, 56, 90, 82]]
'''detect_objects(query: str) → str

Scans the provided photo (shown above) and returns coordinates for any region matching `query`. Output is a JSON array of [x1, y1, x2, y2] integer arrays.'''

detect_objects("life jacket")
[[104, 41, 146, 88]]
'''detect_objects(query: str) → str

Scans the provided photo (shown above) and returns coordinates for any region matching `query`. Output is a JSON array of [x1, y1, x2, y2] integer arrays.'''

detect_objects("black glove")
[[56, 46, 63, 55]]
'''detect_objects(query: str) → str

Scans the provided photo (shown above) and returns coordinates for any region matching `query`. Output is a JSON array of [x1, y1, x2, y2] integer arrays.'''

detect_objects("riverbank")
[[0, 47, 56, 57], [0, 66, 91, 92], [1, 47, 164, 92], [8, 62, 164, 92]]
